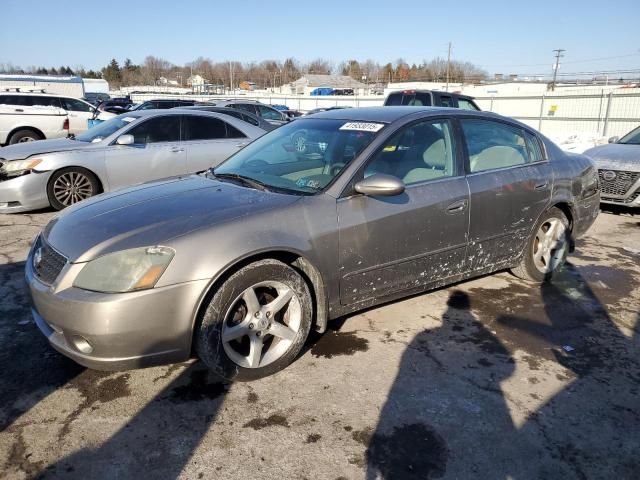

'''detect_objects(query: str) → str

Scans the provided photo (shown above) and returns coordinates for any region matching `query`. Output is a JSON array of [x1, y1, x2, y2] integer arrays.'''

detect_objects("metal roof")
[[290, 74, 367, 88]]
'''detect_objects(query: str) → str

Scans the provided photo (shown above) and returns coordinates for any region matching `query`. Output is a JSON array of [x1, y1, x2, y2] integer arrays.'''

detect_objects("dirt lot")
[[0, 208, 638, 480]]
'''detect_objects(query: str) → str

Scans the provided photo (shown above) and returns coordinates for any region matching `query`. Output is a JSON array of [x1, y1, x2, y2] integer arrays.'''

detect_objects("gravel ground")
[[0, 208, 638, 480]]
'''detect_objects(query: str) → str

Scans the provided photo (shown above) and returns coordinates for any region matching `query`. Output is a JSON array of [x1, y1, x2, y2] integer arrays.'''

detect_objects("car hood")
[[0, 138, 97, 161], [44, 174, 301, 262], [583, 144, 640, 171]]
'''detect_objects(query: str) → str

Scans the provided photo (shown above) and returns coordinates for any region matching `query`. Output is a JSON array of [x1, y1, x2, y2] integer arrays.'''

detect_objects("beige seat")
[[402, 138, 449, 184], [470, 146, 526, 172]]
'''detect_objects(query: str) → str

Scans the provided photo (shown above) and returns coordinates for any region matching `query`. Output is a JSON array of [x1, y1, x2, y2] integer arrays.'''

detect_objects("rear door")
[[183, 115, 249, 171], [103, 115, 185, 188], [337, 118, 469, 305], [461, 118, 552, 271]]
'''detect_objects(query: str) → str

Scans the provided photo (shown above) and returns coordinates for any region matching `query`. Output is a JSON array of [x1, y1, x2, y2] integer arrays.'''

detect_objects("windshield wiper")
[[210, 171, 271, 192]]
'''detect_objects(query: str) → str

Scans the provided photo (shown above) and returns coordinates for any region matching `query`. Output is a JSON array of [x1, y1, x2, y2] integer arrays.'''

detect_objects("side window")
[[239, 113, 259, 126], [62, 98, 93, 112], [439, 95, 453, 107], [365, 120, 456, 185], [258, 105, 282, 120], [184, 116, 226, 140], [235, 103, 258, 115], [457, 99, 479, 111], [225, 123, 246, 138], [525, 131, 544, 162], [461, 119, 530, 173], [138, 102, 155, 110], [128, 115, 180, 144], [0, 95, 25, 105]]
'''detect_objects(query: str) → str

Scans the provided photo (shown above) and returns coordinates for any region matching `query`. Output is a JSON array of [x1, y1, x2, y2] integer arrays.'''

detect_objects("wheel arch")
[[46, 165, 105, 195], [7, 126, 45, 143], [189, 249, 329, 353]]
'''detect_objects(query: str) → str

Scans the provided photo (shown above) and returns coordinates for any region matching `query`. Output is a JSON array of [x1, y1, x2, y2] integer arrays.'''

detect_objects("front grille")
[[602, 190, 640, 205], [598, 170, 640, 196], [33, 236, 67, 285]]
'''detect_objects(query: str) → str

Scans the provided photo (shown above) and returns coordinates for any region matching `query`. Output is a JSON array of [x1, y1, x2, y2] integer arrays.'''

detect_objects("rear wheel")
[[9, 129, 43, 144], [511, 207, 570, 283], [46, 167, 100, 210], [196, 259, 313, 381]]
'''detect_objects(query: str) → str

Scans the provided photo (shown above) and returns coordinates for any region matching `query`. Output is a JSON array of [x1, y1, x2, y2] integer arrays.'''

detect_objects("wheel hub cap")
[[221, 281, 301, 369]]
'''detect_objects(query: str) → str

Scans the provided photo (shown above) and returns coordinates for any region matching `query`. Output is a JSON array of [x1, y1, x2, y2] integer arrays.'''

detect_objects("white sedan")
[[0, 110, 266, 212]]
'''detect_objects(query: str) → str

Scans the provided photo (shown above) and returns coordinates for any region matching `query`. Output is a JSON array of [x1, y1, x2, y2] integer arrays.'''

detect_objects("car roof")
[[305, 106, 504, 123], [387, 89, 475, 100]]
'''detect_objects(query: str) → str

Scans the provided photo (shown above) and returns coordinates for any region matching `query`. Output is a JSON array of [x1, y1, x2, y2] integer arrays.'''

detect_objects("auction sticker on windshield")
[[339, 122, 385, 132]]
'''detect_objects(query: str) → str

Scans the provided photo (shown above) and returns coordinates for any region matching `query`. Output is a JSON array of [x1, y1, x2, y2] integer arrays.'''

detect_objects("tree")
[[306, 58, 333, 75], [141, 55, 173, 85], [101, 58, 121, 85]]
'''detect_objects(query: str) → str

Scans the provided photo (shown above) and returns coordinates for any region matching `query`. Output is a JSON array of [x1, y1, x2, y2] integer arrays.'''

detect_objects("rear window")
[[385, 92, 432, 106], [458, 98, 480, 111]]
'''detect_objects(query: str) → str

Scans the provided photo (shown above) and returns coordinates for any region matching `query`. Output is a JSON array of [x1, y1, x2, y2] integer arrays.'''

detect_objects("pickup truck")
[[384, 89, 480, 110], [0, 105, 69, 145]]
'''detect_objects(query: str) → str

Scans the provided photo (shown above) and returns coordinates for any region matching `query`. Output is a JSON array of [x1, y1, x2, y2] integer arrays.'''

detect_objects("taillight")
[[403, 90, 416, 94], [63, 118, 69, 130]]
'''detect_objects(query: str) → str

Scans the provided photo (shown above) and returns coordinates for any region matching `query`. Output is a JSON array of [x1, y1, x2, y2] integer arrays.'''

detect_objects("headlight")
[[1, 158, 43, 175], [73, 246, 175, 293]]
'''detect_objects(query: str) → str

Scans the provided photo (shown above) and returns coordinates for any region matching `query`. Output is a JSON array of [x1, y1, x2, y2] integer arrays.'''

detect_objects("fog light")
[[70, 335, 94, 354]]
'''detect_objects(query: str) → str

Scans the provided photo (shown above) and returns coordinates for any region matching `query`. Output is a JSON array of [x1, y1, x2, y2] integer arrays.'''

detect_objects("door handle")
[[236, 142, 248, 148], [171, 147, 184, 153], [534, 182, 548, 190], [446, 199, 467, 213]]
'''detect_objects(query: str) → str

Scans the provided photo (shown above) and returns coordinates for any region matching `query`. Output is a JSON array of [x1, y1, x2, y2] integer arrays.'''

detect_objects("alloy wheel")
[[532, 217, 567, 274], [18, 136, 36, 143], [222, 280, 302, 368], [52, 171, 94, 206]]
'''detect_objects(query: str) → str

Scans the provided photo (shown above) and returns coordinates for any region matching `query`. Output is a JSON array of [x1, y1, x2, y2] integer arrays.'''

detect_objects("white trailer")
[[82, 78, 109, 94]]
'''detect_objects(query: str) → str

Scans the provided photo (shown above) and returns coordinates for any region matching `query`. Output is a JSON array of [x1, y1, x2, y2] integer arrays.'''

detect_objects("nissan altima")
[[0, 110, 266, 212], [26, 107, 600, 380]]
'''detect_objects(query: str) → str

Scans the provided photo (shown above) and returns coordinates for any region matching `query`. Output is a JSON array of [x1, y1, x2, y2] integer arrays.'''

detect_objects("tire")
[[46, 167, 100, 210], [9, 129, 43, 144], [511, 207, 570, 283], [196, 259, 313, 381]]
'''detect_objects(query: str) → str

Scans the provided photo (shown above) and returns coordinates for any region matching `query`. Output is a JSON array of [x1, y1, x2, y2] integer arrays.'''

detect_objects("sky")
[[1, 0, 639, 77]]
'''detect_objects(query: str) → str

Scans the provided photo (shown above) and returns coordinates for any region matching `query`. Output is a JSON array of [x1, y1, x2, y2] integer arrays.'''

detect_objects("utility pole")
[[551, 48, 565, 91], [446, 42, 452, 92], [229, 61, 234, 95]]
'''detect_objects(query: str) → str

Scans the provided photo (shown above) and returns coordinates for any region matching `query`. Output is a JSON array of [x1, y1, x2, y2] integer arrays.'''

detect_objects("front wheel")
[[46, 167, 100, 210], [511, 207, 570, 283], [196, 259, 313, 381]]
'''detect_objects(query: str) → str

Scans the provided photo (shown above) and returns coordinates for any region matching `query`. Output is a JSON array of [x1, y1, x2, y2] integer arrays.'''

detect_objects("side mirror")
[[608, 136, 619, 144], [355, 174, 405, 197], [116, 134, 134, 146]]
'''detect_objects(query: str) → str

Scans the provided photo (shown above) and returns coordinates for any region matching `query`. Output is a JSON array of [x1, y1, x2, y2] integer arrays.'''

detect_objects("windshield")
[[75, 115, 141, 142], [213, 118, 383, 194], [618, 126, 640, 145]]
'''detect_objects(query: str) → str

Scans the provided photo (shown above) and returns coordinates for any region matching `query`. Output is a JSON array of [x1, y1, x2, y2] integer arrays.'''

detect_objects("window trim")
[[115, 114, 182, 145], [457, 116, 549, 175], [340, 117, 463, 198]]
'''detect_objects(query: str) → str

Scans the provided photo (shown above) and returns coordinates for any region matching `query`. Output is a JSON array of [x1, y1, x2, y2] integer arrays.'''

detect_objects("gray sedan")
[[584, 126, 640, 208], [26, 107, 600, 379], [0, 110, 266, 212]]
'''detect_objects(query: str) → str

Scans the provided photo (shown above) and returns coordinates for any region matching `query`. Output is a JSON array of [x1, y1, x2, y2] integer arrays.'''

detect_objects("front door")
[[461, 118, 553, 271], [337, 119, 469, 305], [104, 115, 185, 189]]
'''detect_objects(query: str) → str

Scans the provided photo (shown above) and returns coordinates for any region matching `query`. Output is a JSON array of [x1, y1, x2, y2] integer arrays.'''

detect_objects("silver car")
[[26, 107, 600, 380], [0, 110, 266, 212], [584, 126, 640, 208]]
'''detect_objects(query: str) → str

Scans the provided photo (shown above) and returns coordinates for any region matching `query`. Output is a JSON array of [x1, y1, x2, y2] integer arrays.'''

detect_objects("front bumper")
[[0, 170, 52, 213], [25, 246, 210, 370]]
